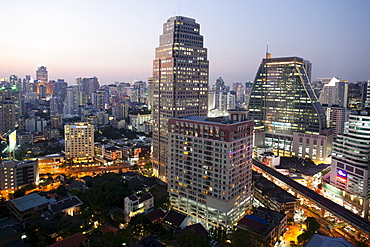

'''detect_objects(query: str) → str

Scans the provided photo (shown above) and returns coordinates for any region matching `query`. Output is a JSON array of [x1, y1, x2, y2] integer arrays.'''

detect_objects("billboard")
[[8, 130, 17, 153]]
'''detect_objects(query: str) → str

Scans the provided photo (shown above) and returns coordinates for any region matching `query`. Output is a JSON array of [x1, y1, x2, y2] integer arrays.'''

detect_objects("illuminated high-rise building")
[[168, 111, 254, 228], [63, 86, 80, 118], [64, 122, 94, 162], [0, 86, 20, 137], [325, 109, 370, 219], [36, 63, 48, 84], [248, 56, 332, 162], [152, 16, 209, 181]]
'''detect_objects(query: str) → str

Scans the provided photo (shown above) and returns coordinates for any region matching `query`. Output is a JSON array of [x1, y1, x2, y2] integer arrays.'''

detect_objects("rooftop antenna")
[[266, 42, 271, 59]]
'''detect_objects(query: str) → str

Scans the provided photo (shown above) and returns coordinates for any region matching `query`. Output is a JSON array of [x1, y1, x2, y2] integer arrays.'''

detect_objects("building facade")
[[318, 77, 347, 107], [152, 16, 209, 181], [248, 56, 332, 162], [325, 109, 370, 219], [64, 122, 94, 161], [167, 111, 254, 229], [0, 160, 39, 196]]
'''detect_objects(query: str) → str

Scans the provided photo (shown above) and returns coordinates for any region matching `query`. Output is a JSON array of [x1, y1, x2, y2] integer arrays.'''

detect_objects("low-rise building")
[[163, 210, 189, 230], [102, 145, 123, 161], [124, 192, 154, 220], [252, 172, 297, 219], [7, 193, 55, 222], [237, 207, 287, 247], [48, 232, 88, 247], [48, 196, 83, 216]]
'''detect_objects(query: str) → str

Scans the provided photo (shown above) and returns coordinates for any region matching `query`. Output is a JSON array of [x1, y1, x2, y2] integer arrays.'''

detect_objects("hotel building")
[[64, 122, 94, 162], [167, 111, 254, 229]]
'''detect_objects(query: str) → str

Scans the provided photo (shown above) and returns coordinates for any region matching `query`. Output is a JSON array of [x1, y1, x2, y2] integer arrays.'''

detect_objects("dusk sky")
[[1, 0, 369, 86]]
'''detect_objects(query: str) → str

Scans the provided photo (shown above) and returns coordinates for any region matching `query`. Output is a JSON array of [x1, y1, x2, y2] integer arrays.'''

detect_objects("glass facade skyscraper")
[[152, 16, 209, 181], [248, 56, 331, 160]]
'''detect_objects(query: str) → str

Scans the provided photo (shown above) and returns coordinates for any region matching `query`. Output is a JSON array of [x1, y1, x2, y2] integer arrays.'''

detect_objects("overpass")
[[252, 159, 370, 236]]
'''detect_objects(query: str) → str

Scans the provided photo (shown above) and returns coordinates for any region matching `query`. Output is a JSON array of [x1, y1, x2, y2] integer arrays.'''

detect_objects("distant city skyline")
[[0, 0, 369, 85]]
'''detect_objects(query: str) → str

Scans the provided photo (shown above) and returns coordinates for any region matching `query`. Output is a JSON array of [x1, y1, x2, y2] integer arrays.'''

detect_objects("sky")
[[0, 0, 369, 86]]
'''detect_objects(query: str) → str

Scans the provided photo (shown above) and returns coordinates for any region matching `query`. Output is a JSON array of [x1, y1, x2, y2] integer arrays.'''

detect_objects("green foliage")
[[171, 229, 209, 247], [229, 228, 266, 247], [149, 185, 170, 210], [297, 217, 320, 243], [306, 217, 320, 232], [209, 227, 228, 245], [14, 149, 27, 160], [128, 213, 151, 236], [297, 231, 312, 243], [82, 179, 131, 212]]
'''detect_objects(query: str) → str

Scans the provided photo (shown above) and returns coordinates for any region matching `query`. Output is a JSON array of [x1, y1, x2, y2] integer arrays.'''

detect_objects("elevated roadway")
[[252, 159, 370, 236]]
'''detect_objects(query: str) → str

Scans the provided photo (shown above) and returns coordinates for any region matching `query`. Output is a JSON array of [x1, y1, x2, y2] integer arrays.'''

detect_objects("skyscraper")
[[36, 63, 48, 84], [248, 56, 332, 162], [325, 109, 370, 219], [167, 111, 254, 228], [63, 86, 80, 118], [152, 16, 209, 181]]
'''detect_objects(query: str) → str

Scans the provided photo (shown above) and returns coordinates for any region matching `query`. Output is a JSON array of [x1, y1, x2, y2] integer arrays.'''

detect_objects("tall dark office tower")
[[248, 56, 332, 162], [36, 64, 48, 84], [76, 77, 100, 105], [152, 16, 209, 181], [53, 79, 68, 101]]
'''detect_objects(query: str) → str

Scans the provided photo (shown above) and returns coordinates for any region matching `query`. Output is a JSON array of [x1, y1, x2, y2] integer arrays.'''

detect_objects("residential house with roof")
[[237, 207, 287, 247], [163, 209, 189, 230], [48, 196, 83, 216], [47, 232, 88, 247], [145, 208, 165, 223], [124, 192, 154, 221]]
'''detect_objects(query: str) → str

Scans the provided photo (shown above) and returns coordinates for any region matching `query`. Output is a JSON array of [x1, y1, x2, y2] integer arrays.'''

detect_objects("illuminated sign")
[[337, 169, 348, 178], [8, 130, 17, 152]]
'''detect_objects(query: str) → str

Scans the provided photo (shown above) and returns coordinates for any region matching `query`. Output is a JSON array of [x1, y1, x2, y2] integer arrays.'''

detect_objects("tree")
[[209, 226, 228, 246], [82, 180, 131, 212], [171, 229, 209, 247], [305, 217, 320, 232]]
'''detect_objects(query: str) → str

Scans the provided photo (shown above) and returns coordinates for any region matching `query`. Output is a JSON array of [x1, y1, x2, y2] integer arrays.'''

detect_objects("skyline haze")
[[1, 0, 369, 85]]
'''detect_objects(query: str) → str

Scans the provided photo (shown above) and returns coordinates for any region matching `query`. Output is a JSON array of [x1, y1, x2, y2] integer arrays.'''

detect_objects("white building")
[[319, 77, 347, 107], [325, 109, 370, 219], [124, 192, 154, 220]]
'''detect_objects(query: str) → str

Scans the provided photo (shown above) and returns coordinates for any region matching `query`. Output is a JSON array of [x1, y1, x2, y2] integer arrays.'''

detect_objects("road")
[[252, 159, 370, 237]]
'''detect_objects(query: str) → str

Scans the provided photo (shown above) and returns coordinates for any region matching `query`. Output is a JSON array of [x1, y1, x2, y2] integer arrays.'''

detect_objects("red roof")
[[48, 233, 88, 247], [100, 226, 118, 235], [146, 208, 165, 222]]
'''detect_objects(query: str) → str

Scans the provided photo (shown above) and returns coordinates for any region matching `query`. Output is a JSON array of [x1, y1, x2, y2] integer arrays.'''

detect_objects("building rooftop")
[[253, 171, 297, 204], [184, 223, 209, 236], [139, 193, 153, 203], [11, 193, 55, 212], [146, 208, 165, 222], [238, 207, 286, 236], [49, 196, 83, 213], [163, 210, 187, 228], [48, 232, 88, 247], [100, 226, 118, 235], [305, 234, 356, 247]]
